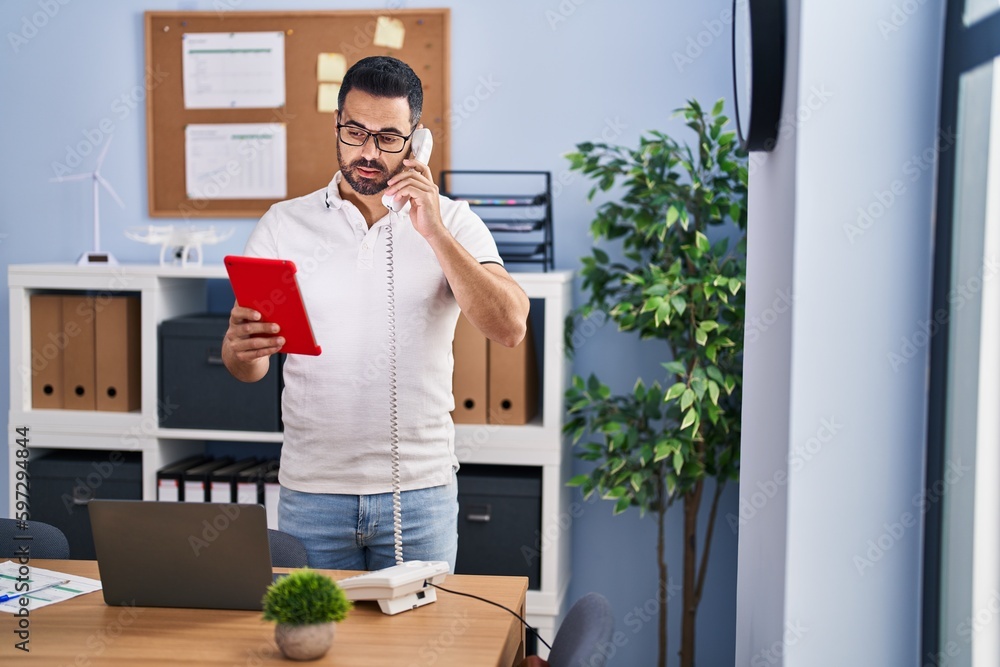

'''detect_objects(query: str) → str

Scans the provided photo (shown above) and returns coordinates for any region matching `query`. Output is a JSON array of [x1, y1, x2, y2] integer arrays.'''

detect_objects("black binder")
[[182, 457, 235, 503], [156, 455, 210, 502], [236, 460, 279, 505], [208, 458, 259, 504]]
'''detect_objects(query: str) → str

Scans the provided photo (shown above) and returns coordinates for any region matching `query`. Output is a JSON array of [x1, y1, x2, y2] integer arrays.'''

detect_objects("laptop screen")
[[89, 500, 274, 610]]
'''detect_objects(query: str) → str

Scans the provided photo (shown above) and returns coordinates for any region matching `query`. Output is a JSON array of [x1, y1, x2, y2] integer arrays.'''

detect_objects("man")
[[222, 56, 529, 572]]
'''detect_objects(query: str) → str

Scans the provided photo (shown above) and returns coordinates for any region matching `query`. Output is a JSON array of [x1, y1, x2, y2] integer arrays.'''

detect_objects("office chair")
[[0, 519, 71, 559], [267, 529, 309, 568], [520, 593, 614, 667]]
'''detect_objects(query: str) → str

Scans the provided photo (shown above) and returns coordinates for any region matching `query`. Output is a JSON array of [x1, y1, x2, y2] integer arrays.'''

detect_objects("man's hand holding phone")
[[385, 157, 445, 240], [222, 304, 284, 383], [383, 127, 444, 240]]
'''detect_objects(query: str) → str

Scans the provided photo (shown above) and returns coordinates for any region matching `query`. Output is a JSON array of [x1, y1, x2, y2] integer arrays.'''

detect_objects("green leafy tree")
[[564, 99, 747, 667]]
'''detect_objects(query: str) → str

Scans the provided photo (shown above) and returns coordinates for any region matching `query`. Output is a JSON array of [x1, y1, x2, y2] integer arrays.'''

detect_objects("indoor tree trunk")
[[658, 478, 668, 667], [679, 479, 703, 667]]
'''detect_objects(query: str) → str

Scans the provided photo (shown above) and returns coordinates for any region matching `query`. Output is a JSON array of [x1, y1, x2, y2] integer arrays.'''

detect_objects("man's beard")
[[337, 143, 406, 196]]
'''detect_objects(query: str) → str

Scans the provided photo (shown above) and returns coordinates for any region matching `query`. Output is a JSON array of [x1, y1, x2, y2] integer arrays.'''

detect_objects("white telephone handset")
[[382, 127, 433, 212]]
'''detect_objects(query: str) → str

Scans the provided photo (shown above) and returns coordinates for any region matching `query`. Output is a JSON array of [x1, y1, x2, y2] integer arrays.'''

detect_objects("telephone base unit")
[[378, 587, 438, 615], [337, 560, 449, 615]]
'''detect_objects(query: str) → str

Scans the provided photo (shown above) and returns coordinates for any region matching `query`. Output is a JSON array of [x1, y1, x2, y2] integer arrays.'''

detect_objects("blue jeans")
[[278, 477, 458, 571]]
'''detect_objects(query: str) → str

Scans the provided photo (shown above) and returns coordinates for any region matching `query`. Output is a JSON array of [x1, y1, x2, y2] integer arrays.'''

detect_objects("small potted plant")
[[262, 569, 352, 661]]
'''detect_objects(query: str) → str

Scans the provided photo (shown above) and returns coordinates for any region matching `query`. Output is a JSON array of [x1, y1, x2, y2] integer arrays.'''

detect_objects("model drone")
[[124, 224, 235, 266]]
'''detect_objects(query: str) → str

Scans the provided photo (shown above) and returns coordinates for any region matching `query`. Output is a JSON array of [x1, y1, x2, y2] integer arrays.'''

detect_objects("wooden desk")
[[0, 560, 527, 666]]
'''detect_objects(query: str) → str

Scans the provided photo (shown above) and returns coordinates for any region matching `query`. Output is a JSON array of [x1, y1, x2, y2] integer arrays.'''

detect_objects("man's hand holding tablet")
[[222, 256, 322, 383]]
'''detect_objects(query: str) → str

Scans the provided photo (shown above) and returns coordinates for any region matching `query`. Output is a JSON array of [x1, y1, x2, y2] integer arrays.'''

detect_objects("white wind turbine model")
[[51, 136, 125, 265]]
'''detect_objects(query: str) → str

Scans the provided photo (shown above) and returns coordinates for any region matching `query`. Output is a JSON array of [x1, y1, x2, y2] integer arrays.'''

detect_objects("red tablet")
[[224, 255, 322, 356]]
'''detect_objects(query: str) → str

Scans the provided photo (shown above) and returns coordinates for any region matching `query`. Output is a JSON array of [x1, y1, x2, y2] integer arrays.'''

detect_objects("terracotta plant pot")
[[274, 622, 335, 661]]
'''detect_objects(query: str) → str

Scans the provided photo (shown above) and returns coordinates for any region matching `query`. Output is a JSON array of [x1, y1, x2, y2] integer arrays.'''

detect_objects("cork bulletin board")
[[144, 9, 451, 218]]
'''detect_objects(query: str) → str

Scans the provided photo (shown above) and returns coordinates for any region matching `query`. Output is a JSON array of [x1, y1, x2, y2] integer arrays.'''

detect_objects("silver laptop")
[[89, 499, 275, 610]]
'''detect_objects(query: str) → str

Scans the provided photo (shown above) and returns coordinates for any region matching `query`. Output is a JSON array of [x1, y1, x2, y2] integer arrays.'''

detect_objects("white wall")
[[733, 0, 800, 660], [736, 0, 946, 664]]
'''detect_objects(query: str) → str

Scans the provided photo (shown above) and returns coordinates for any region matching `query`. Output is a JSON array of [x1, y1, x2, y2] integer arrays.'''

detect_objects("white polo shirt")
[[243, 172, 503, 495]]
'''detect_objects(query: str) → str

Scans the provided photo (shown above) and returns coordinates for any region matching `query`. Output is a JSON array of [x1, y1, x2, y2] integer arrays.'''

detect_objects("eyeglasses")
[[336, 123, 413, 154]]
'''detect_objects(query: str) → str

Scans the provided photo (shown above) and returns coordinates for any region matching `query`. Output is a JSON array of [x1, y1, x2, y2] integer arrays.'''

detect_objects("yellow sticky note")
[[373, 16, 405, 50], [318, 83, 340, 113], [317, 53, 346, 83]]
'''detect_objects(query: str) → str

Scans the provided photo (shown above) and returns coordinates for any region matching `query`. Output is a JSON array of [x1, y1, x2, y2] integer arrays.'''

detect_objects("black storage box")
[[455, 464, 542, 589], [27, 450, 142, 559], [159, 314, 282, 431]]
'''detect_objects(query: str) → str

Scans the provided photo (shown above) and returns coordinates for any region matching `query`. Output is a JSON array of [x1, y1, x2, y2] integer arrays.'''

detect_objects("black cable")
[[427, 582, 553, 652]]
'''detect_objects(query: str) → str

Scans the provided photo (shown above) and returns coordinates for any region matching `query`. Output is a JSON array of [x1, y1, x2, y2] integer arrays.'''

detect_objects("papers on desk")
[[0, 561, 101, 613]]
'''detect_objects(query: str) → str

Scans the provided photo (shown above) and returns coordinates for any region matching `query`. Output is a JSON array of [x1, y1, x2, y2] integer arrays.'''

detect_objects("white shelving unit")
[[7, 263, 574, 646]]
